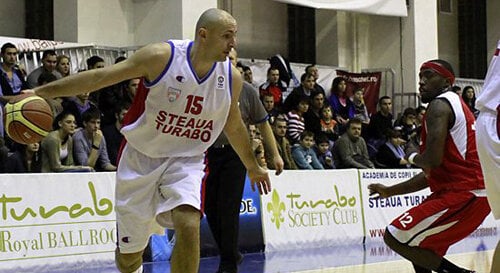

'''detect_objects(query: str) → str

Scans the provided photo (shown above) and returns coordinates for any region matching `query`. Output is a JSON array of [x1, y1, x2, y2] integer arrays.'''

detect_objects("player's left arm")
[[224, 66, 271, 194], [409, 99, 452, 168]]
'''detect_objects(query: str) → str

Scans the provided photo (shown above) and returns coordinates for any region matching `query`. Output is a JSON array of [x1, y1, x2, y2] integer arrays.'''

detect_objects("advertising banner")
[[261, 170, 363, 252], [335, 70, 382, 115], [0, 173, 116, 272], [359, 169, 499, 253]]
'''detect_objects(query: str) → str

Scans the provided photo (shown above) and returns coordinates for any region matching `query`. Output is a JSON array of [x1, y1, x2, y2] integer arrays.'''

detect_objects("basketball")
[[3, 94, 54, 145]]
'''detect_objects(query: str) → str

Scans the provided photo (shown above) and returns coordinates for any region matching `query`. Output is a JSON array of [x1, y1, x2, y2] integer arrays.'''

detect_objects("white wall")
[[437, 0, 459, 75], [0, 1, 25, 38], [487, 0, 500, 61]]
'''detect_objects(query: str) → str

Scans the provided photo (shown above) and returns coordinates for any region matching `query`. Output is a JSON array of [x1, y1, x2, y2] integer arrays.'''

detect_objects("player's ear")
[[198, 27, 208, 40]]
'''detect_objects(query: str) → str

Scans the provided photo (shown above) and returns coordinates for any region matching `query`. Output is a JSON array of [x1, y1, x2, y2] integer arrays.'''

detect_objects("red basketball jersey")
[[420, 91, 485, 192]]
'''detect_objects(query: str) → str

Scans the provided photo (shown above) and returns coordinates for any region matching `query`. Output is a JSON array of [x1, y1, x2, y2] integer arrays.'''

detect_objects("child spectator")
[[314, 134, 335, 169], [352, 88, 370, 125], [292, 131, 323, 170], [284, 96, 309, 144], [319, 105, 339, 143]]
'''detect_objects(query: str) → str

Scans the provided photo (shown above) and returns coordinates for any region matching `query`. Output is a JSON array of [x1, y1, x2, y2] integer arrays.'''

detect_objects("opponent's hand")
[[367, 183, 392, 199], [247, 166, 271, 195]]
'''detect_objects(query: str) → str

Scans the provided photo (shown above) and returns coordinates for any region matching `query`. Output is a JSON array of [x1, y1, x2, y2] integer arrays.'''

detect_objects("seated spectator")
[[26, 50, 61, 88], [461, 85, 479, 117], [259, 67, 286, 111], [242, 66, 259, 89], [314, 134, 335, 169], [333, 118, 374, 169], [98, 78, 139, 125], [375, 128, 411, 169], [72, 109, 116, 172], [328, 77, 355, 133], [284, 96, 309, 144], [304, 91, 326, 137], [451, 85, 462, 96], [41, 111, 93, 172], [261, 92, 279, 125], [394, 107, 419, 150], [56, 55, 71, 77], [365, 96, 394, 157], [283, 72, 315, 113], [86, 55, 106, 104], [319, 105, 339, 143], [0, 43, 28, 105], [305, 64, 326, 95], [291, 131, 323, 170], [102, 103, 129, 166], [38, 71, 64, 117], [352, 88, 370, 125], [5, 142, 42, 173], [266, 117, 297, 170], [62, 92, 99, 128], [0, 137, 9, 173]]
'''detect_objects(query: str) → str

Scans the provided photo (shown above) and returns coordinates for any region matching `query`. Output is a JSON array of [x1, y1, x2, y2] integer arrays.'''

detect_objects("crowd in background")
[[0, 43, 480, 173]]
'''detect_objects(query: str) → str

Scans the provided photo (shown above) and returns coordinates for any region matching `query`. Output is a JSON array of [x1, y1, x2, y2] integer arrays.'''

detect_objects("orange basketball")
[[3, 94, 54, 144]]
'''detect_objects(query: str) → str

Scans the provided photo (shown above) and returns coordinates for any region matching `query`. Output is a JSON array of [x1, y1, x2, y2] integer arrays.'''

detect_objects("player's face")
[[206, 19, 237, 62], [2, 48, 18, 66], [418, 69, 448, 103]]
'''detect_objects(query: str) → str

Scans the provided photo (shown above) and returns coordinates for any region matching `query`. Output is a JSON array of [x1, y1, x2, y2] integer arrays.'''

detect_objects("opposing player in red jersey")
[[368, 59, 490, 273]]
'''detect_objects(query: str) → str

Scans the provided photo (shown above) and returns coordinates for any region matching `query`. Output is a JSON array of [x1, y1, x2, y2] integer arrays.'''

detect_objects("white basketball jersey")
[[121, 40, 232, 158]]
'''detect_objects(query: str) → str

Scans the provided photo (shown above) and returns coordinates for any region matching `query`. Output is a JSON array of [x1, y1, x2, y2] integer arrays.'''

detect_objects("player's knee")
[[115, 247, 143, 273], [172, 206, 200, 237]]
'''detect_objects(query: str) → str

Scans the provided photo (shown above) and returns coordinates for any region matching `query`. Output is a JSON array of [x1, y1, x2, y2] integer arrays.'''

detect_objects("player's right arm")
[[368, 172, 428, 198], [31, 43, 172, 99]]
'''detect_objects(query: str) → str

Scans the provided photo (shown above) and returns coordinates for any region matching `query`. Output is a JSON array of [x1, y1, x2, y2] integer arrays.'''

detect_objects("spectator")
[[314, 133, 335, 169], [267, 117, 297, 170], [38, 71, 63, 117], [242, 66, 258, 89], [0, 43, 28, 104], [352, 88, 370, 125], [451, 85, 462, 96], [305, 64, 325, 95], [328, 77, 355, 133], [5, 142, 42, 173], [62, 92, 99, 128], [41, 111, 93, 172], [56, 55, 71, 77], [86, 55, 106, 104], [394, 107, 419, 150], [261, 92, 279, 125], [375, 128, 411, 169], [366, 95, 394, 155], [99, 78, 139, 125], [283, 72, 315, 113], [259, 67, 286, 111], [292, 131, 323, 170], [319, 104, 339, 144], [333, 118, 374, 169], [0, 137, 9, 173], [415, 105, 426, 127], [72, 108, 116, 171], [461, 85, 479, 117], [304, 91, 326, 138], [284, 95, 309, 144], [26, 50, 61, 88], [102, 103, 129, 166]]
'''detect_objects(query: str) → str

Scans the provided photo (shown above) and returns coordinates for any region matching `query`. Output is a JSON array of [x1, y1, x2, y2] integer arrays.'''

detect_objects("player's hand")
[[367, 183, 392, 199], [21, 89, 36, 95], [272, 155, 284, 176], [247, 166, 271, 195]]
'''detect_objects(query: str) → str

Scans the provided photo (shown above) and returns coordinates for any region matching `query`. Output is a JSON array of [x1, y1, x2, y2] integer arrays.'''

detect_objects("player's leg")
[[385, 192, 489, 273], [169, 205, 201, 273], [492, 241, 500, 273], [115, 249, 144, 273]]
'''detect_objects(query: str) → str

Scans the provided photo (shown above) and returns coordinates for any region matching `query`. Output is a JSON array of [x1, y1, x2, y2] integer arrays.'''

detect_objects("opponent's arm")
[[32, 43, 171, 98]]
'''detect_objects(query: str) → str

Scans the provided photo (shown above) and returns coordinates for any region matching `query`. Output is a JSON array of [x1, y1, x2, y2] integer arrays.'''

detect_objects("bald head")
[[195, 8, 236, 37]]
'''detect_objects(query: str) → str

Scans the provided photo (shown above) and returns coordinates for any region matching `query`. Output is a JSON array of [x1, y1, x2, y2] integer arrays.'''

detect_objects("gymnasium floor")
[[48, 234, 496, 273]]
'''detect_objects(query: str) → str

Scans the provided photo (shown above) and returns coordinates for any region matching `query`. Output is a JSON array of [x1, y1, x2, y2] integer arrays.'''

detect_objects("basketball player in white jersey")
[[26, 8, 270, 273], [476, 40, 500, 273]]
